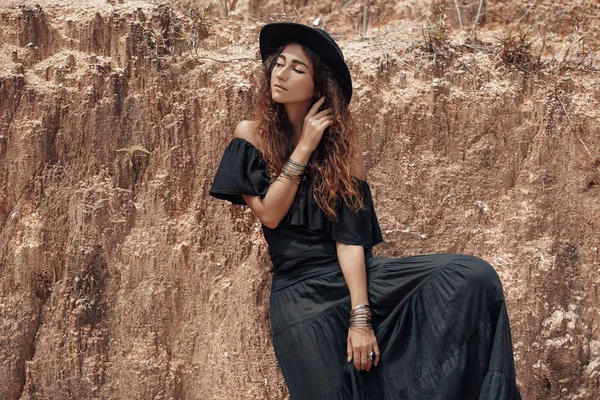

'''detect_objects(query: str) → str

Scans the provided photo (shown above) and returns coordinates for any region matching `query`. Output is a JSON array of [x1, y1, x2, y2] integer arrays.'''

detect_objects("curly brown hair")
[[250, 42, 366, 223]]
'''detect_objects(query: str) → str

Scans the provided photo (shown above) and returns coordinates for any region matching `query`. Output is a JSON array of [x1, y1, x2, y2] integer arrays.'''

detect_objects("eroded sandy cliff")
[[1, 0, 599, 399]]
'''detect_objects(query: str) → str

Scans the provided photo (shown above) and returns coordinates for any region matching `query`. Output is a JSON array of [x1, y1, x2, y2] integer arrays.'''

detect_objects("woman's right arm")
[[239, 97, 333, 229], [236, 122, 312, 229]]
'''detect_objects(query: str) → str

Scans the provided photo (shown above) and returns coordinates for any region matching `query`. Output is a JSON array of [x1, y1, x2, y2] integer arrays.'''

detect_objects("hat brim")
[[259, 22, 352, 105]]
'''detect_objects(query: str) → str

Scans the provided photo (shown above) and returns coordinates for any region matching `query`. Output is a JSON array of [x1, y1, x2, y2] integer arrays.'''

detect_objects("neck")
[[283, 101, 312, 145]]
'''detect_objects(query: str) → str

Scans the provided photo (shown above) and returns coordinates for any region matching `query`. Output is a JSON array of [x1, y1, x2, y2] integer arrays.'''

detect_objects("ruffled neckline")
[[210, 136, 383, 247], [231, 137, 370, 186]]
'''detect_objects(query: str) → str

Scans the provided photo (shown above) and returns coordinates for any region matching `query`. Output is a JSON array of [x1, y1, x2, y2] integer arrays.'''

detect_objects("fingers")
[[352, 345, 380, 371], [318, 119, 334, 130], [352, 348, 372, 371], [348, 330, 380, 372], [309, 97, 336, 123], [374, 343, 381, 367], [366, 345, 379, 371], [314, 108, 333, 120], [307, 96, 327, 119], [347, 337, 353, 363], [354, 350, 363, 371], [349, 337, 364, 371]]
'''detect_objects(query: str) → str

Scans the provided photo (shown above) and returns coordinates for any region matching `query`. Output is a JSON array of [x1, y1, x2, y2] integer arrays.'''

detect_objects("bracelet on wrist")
[[349, 304, 372, 328]]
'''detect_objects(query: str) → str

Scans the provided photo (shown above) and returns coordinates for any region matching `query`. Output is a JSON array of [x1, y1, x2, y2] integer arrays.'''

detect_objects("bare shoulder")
[[233, 120, 260, 148]]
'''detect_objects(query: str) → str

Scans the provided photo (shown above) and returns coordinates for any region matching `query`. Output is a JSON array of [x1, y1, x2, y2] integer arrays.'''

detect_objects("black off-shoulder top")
[[209, 137, 384, 273]]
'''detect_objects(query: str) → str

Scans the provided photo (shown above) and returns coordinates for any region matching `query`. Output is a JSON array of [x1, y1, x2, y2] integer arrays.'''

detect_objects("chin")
[[271, 94, 287, 104]]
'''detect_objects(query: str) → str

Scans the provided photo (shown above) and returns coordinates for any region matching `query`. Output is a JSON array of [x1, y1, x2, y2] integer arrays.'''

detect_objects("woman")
[[209, 22, 522, 400]]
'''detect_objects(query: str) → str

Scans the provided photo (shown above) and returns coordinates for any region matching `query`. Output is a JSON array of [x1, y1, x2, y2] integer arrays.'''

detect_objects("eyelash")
[[275, 62, 304, 74]]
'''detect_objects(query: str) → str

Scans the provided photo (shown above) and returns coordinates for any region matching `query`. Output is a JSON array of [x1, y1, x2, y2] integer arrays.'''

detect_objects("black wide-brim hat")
[[259, 22, 353, 106]]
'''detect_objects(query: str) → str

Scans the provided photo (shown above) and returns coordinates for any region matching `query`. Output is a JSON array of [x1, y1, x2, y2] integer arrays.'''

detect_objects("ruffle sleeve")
[[210, 137, 384, 248], [330, 179, 384, 247], [283, 176, 384, 248], [208, 137, 271, 205]]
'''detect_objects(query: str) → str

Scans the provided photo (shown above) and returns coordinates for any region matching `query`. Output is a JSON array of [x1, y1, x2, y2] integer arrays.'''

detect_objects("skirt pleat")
[[269, 253, 522, 400]]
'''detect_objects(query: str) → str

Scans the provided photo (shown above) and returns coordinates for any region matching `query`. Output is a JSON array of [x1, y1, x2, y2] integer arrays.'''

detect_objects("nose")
[[276, 66, 288, 81]]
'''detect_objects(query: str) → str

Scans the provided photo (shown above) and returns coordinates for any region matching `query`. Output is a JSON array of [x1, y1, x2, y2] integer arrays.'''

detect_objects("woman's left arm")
[[337, 242, 380, 371], [338, 138, 370, 307], [336, 243, 369, 307], [336, 139, 380, 371]]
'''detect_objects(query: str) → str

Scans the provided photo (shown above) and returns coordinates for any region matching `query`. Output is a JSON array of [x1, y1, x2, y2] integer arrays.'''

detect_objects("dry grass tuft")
[[496, 25, 548, 73], [557, 27, 600, 73], [419, 10, 451, 66]]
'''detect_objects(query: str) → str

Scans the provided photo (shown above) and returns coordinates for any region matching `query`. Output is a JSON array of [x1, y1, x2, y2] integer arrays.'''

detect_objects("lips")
[[274, 84, 287, 91]]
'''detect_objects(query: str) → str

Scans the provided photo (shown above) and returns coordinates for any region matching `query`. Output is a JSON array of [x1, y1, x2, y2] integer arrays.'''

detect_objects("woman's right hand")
[[299, 96, 334, 153]]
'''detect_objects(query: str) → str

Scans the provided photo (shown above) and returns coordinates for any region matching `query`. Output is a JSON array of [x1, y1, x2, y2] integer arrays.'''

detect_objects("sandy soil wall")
[[1, 0, 599, 399]]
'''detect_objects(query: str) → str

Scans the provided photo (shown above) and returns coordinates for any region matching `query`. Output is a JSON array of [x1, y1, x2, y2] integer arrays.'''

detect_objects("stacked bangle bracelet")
[[349, 304, 372, 328], [276, 157, 307, 185]]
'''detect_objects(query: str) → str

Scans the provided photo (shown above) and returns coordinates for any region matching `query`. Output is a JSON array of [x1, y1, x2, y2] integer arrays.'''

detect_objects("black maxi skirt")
[[269, 252, 523, 400]]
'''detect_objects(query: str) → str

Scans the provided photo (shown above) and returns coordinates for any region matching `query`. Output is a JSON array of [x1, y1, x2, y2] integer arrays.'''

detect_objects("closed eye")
[[275, 62, 304, 74]]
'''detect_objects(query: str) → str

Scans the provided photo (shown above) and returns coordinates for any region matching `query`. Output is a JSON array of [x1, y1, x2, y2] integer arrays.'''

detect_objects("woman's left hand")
[[347, 325, 380, 371]]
